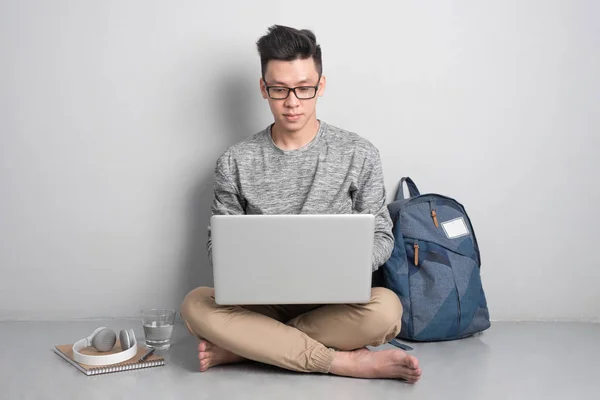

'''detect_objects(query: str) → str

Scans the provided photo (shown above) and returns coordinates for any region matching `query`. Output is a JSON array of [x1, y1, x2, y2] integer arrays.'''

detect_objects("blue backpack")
[[373, 177, 491, 342]]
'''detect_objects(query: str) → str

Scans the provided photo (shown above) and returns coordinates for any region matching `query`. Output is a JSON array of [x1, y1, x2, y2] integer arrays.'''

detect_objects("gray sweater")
[[208, 120, 394, 271]]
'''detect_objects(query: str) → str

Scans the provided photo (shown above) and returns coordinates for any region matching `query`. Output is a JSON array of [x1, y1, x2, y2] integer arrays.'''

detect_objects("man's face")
[[260, 58, 326, 133]]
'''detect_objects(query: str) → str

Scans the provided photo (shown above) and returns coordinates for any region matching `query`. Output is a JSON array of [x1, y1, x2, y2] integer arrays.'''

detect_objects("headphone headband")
[[72, 327, 138, 366]]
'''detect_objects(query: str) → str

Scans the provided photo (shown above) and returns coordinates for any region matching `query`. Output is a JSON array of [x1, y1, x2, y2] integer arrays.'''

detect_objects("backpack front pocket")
[[405, 239, 461, 341], [405, 239, 488, 340]]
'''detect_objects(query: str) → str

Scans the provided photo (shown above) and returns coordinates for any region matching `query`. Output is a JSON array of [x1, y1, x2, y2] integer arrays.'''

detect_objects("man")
[[180, 25, 422, 383]]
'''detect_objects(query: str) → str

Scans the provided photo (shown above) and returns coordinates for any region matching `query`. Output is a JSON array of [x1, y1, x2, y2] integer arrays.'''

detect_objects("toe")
[[407, 356, 419, 369], [406, 372, 421, 383], [199, 351, 210, 361], [198, 341, 211, 352], [200, 359, 210, 371]]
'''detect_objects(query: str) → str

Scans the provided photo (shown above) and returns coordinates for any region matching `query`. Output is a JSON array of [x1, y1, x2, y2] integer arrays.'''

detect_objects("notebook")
[[54, 341, 165, 376]]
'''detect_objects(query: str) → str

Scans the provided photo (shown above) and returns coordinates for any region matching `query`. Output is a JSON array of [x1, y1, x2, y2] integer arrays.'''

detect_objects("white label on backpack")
[[441, 217, 469, 239]]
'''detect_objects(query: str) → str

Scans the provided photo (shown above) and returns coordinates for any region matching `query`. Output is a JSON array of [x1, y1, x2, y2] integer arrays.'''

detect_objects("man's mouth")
[[284, 114, 302, 121]]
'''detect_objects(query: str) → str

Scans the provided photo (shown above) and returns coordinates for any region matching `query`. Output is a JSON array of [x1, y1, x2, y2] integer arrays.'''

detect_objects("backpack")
[[373, 177, 491, 342]]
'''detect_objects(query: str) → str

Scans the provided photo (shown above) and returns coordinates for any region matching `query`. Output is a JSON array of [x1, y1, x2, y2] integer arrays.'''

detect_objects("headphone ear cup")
[[119, 329, 136, 350], [128, 329, 136, 345], [119, 329, 131, 350], [91, 328, 117, 352]]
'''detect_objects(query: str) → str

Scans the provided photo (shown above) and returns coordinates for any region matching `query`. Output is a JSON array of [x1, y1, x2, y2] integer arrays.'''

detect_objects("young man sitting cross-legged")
[[180, 25, 422, 383]]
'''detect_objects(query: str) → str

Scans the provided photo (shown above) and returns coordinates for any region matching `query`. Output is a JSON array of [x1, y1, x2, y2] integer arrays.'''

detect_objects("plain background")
[[1, 0, 598, 321]]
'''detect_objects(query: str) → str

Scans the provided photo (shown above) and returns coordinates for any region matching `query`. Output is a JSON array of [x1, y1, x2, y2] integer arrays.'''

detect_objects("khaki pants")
[[180, 286, 402, 374]]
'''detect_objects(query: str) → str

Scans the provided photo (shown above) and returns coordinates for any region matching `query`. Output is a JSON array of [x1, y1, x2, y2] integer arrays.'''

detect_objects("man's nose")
[[284, 90, 300, 107]]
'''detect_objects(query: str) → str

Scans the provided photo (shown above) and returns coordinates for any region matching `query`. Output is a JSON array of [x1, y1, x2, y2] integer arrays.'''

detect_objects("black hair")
[[256, 25, 322, 79]]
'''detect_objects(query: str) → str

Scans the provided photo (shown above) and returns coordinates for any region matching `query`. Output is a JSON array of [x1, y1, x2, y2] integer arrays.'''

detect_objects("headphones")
[[72, 327, 138, 366]]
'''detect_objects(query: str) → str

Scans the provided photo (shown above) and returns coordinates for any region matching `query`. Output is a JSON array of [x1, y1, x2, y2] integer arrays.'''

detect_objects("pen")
[[138, 347, 156, 362]]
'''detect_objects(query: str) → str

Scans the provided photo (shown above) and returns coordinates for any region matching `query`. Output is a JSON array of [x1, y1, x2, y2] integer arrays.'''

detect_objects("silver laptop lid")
[[211, 214, 375, 305]]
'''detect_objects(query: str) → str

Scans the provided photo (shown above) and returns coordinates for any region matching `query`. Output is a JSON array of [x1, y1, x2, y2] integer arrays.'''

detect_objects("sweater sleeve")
[[352, 148, 394, 271], [206, 156, 246, 265]]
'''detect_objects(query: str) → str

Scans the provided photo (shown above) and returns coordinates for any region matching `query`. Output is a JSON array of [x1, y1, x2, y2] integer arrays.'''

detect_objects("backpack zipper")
[[429, 200, 439, 228], [414, 242, 419, 265]]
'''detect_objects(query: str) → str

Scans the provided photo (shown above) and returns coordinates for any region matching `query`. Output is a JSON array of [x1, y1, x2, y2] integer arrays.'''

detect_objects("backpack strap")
[[389, 338, 414, 351], [395, 177, 420, 201]]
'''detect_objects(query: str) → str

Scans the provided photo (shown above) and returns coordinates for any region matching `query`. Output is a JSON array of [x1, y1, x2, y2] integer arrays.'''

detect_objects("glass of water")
[[141, 308, 176, 350]]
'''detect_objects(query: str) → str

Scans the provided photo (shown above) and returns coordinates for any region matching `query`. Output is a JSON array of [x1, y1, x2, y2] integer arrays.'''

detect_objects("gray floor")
[[1, 320, 599, 400]]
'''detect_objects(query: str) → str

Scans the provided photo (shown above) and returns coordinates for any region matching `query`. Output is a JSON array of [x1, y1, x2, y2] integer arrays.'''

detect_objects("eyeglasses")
[[264, 78, 321, 100]]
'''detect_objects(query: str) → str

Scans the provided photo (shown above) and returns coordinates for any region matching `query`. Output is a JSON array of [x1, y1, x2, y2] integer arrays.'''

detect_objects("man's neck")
[[271, 118, 320, 151]]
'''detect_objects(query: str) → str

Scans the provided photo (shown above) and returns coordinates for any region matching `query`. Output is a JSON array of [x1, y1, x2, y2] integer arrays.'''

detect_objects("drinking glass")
[[140, 308, 176, 349]]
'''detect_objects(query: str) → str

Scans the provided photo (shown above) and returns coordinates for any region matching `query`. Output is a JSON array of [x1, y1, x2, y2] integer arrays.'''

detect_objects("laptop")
[[211, 214, 375, 305]]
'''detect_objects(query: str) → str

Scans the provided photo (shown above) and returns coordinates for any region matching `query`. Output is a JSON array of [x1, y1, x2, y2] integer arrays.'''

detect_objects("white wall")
[[1, 0, 598, 321]]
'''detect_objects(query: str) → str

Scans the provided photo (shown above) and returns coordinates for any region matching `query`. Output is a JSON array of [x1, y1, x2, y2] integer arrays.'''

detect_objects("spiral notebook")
[[54, 342, 165, 376]]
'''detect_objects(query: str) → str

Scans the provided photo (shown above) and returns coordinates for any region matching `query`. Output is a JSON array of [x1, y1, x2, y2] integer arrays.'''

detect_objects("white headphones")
[[72, 327, 138, 366]]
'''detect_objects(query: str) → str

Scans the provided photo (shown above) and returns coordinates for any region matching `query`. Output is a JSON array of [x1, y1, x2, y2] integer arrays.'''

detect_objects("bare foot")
[[329, 348, 422, 383], [198, 340, 245, 372]]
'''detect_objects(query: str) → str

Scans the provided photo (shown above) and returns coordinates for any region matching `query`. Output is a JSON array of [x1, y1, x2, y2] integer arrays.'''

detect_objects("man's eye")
[[298, 87, 311, 92], [272, 88, 286, 93]]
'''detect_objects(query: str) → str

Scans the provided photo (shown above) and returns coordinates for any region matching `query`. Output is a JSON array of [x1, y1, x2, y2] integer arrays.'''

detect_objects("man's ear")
[[259, 77, 268, 99], [317, 75, 326, 97]]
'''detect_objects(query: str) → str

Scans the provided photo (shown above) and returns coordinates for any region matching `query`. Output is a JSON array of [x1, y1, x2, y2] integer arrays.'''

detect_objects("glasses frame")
[[263, 75, 321, 100]]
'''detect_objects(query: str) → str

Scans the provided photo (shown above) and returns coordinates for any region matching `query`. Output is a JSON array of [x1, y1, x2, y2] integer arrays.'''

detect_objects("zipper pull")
[[429, 200, 439, 228], [414, 242, 419, 265], [431, 210, 439, 228]]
